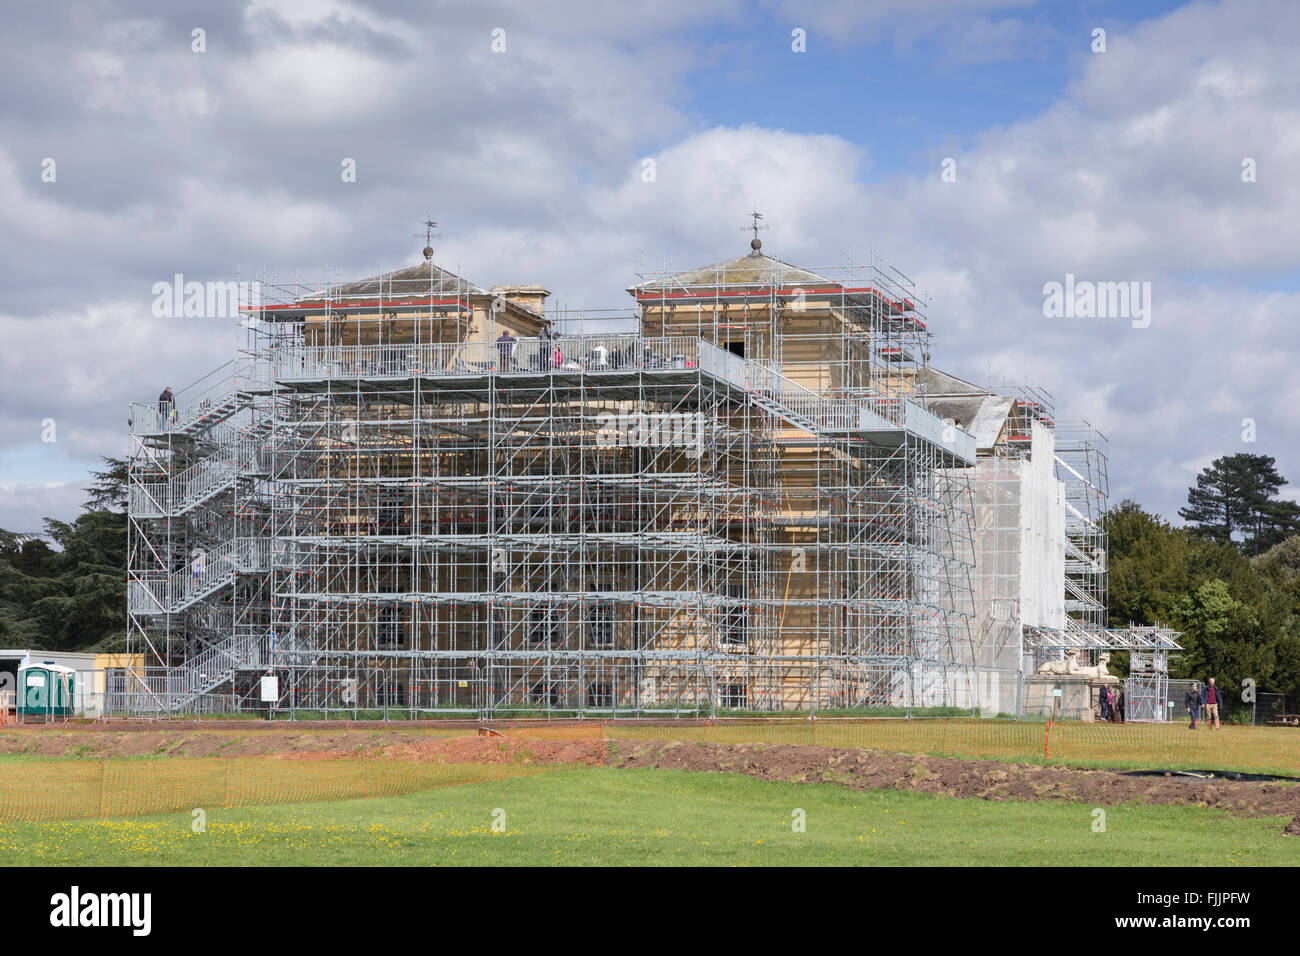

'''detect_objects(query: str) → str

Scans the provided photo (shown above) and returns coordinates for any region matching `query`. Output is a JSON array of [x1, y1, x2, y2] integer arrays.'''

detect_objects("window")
[[723, 583, 748, 648], [377, 606, 405, 647], [527, 468, 552, 522], [720, 682, 747, 709], [378, 494, 407, 534], [528, 608, 558, 645], [726, 340, 745, 359], [588, 682, 613, 708], [590, 567, 619, 592], [589, 604, 614, 648]]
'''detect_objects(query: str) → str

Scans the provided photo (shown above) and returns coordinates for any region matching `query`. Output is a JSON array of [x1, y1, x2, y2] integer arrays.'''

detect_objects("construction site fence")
[[1, 668, 1288, 726], [3, 717, 1298, 822], [0, 726, 605, 822]]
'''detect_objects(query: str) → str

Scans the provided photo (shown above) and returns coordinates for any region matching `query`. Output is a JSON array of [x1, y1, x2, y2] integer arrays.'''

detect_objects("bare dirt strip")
[[608, 739, 1300, 822]]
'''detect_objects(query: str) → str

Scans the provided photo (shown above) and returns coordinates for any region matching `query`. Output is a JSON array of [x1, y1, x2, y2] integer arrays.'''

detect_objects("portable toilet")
[[17, 662, 76, 719]]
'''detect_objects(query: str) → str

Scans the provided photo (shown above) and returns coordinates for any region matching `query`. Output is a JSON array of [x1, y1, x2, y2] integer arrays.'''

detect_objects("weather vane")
[[742, 209, 769, 249], [415, 218, 441, 260]]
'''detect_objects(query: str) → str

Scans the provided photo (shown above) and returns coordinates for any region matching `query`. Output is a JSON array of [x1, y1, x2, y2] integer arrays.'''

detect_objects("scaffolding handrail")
[[269, 336, 703, 382], [254, 335, 971, 457]]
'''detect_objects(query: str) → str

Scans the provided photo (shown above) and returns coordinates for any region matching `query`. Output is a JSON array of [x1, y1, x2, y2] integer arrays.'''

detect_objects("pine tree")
[[1180, 454, 1300, 555]]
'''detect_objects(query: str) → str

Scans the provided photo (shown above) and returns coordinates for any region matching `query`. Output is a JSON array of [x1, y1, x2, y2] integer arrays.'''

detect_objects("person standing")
[[1185, 682, 1201, 729], [495, 329, 515, 372], [539, 323, 553, 372], [1204, 677, 1222, 729], [1099, 684, 1110, 721], [158, 385, 175, 426]]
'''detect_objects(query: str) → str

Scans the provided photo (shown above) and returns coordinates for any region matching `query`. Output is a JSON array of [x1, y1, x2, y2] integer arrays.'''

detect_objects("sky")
[[1, 0, 1297, 531]]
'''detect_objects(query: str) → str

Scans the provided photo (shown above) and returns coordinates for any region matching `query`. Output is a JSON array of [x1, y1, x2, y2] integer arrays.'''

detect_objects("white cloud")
[[2, 0, 1299, 530]]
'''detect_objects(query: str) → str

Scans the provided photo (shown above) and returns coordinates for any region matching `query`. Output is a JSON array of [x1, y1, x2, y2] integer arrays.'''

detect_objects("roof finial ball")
[[416, 217, 439, 263], [743, 209, 768, 257]]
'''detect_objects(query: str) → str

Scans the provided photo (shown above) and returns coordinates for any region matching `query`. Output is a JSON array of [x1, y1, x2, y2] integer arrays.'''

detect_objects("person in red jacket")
[[1203, 677, 1222, 729]]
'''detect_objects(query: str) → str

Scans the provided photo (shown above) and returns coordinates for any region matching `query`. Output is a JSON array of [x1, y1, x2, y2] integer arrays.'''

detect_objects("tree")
[[1254, 536, 1300, 696], [1254, 534, 1300, 590], [0, 457, 128, 650], [1104, 500, 1189, 626], [1106, 501, 1300, 706], [1179, 454, 1300, 555], [85, 457, 128, 513], [1258, 497, 1300, 554], [1171, 579, 1275, 705]]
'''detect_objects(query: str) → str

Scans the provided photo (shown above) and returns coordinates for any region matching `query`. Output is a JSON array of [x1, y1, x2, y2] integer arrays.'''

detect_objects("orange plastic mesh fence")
[[4, 718, 1293, 822], [608, 718, 1300, 776], [0, 728, 605, 822]]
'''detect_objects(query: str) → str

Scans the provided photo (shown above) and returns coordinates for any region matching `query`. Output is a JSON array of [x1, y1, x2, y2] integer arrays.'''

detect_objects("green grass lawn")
[[2, 766, 1296, 866]]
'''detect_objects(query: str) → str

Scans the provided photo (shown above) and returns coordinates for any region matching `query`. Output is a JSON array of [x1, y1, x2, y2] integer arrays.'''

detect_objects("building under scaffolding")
[[125, 232, 1174, 717], [906, 369, 1180, 717]]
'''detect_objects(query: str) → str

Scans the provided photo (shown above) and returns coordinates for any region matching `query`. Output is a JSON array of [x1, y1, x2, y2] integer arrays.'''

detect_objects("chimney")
[[490, 285, 550, 316]]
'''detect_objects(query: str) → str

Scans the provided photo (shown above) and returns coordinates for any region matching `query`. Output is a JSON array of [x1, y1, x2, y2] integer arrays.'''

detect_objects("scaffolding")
[[126, 242, 981, 716], [1053, 420, 1109, 630]]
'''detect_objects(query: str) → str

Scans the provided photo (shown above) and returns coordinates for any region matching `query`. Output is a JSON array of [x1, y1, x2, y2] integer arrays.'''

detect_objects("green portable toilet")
[[17, 663, 76, 718]]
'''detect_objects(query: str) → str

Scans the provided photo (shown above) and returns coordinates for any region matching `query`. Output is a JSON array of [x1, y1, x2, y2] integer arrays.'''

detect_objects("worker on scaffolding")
[[539, 322, 554, 372], [158, 385, 175, 426], [495, 329, 515, 372]]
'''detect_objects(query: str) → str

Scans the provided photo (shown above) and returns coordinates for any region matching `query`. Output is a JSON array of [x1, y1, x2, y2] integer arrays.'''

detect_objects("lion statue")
[[1075, 652, 1116, 680], [1036, 649, 1081, 676]]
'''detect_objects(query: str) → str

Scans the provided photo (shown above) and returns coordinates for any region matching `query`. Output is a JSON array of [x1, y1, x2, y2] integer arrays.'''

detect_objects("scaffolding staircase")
[[166, 626, 329, 711], [129, 358, 272, 440], [699, 340, 866, 435], [128, 537, 272, 615], [698, 341, 971, 462], [165, 628, 267, 710], [128, 430, 271, 518], [744, 360, 855, 433], [1064, 537, 1103, 574]]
